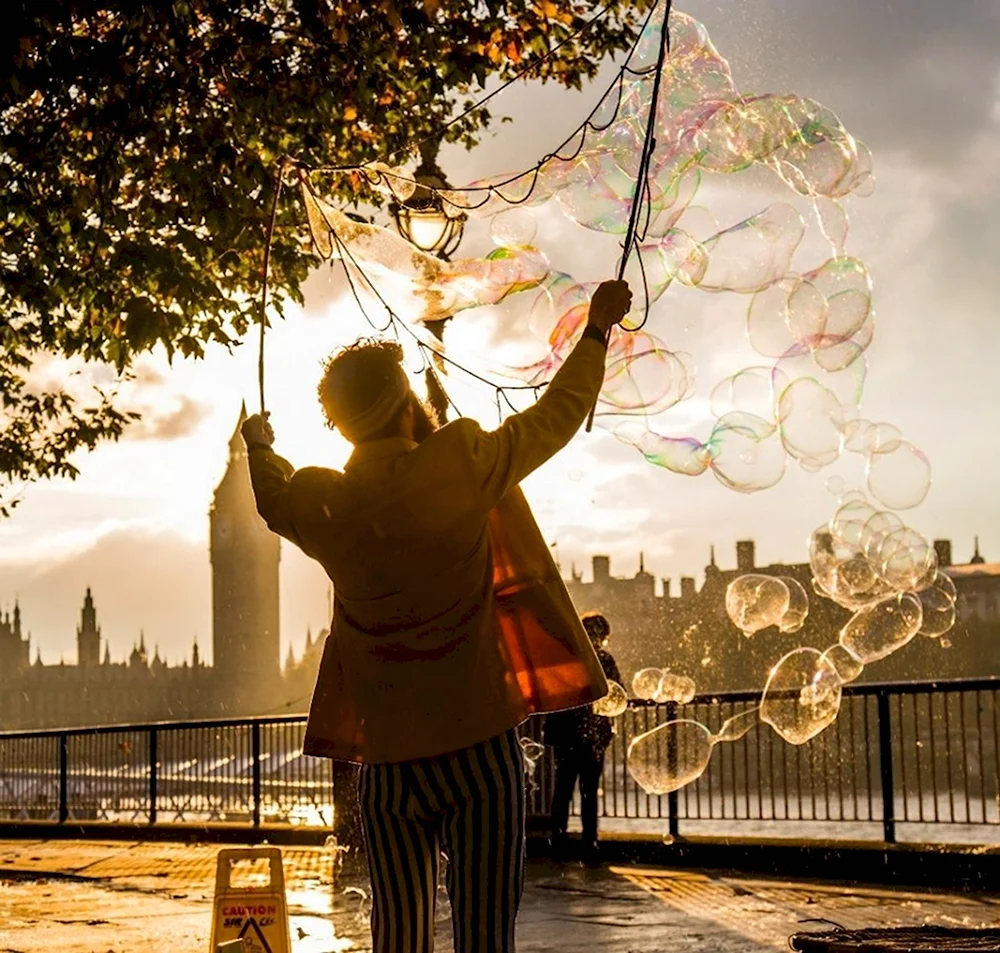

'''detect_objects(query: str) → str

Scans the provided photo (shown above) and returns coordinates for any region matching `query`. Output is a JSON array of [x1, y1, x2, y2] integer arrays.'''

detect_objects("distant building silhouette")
[[0, 407, 310, 731], [565, 538, 1000, 694], [210, 402, 281, 711], [0, 602, 30, 675], [76, 588, 101, 668]]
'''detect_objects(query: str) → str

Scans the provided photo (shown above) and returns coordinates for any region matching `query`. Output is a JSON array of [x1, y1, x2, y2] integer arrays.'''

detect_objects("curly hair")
[[581, 611, 610, 646], [317, 338, 406, 433]]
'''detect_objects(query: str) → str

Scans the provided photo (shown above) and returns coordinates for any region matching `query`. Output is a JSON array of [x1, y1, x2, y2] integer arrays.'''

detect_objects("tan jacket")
[[248, 335, 609, 763]]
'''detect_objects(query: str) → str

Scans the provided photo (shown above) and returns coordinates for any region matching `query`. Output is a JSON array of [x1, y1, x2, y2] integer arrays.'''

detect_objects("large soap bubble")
[[761, 648, 842, 745], [632, 667, 665, 701], [628, 720, 715, 795], [917, 573, 958, 638], [726, 574, 791, 635], [655, 673, 697, 704], [632, 667, 697, 703], [866, 441, 931, 511], [777, 576, 810, 632], [839, 592, 923, 664], [593, 680, 629, 717]]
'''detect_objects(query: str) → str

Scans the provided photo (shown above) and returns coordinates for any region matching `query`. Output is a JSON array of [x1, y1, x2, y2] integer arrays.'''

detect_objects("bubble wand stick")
[[585, 0, 672, 433]]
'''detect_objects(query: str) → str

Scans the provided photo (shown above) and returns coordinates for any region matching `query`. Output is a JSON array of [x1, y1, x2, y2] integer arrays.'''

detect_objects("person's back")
[[241, 279, 632, 953]]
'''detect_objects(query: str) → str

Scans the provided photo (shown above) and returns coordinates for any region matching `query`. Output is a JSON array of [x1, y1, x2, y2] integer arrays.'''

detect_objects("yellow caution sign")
[[209, 847, 292, 953]]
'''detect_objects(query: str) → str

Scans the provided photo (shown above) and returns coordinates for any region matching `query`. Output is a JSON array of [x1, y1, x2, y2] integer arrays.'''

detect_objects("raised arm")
[[466, 279, 632, 508], [239, 413, 302, 545]]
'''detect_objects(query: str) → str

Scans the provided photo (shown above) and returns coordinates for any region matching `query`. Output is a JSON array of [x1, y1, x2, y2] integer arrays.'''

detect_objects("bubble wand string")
[[255, 2, 655, 419], [258, 159, 288, 415], [585, 0, 672, 433]]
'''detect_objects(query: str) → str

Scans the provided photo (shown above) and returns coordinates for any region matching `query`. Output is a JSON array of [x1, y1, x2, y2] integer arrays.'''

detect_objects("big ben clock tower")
[[209, 403, 281, 712]]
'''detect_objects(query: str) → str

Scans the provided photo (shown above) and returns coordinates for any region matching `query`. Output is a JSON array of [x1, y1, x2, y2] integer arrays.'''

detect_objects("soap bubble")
[[777, 576, 809, 632], [875, 527, 936, 591], [593, 680, 629, 717], [632, 667, 696, 703], [490, 209, 538, 248], [726, 574, 791, 635], [713, 708, 759, 743], [708, 413, 787, 493], [761, 648, 842, 745], [654, 673, 697, 704], [820, 644, 864, 684], [839, 591, 923, 664], [633, 667, 665, 700], [917, 573, 958, 638], [776, 377, 845, 471], [628, 720, 715, 794], [866, 440, 932, 511], [826, 475, 847, 496]]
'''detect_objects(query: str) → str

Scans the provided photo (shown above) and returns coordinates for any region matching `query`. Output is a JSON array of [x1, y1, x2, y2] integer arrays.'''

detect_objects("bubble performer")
[[240, 279, 632, 953], [542, 612, 624, 861]]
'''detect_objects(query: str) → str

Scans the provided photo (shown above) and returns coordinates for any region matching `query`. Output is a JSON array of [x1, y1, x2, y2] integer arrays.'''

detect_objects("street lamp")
[[390, 140, 466, 423], [390, 140, 466, 260]]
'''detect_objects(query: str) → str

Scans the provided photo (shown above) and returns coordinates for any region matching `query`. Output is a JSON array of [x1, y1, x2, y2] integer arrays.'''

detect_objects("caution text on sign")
[[209, 847, 292, 953]]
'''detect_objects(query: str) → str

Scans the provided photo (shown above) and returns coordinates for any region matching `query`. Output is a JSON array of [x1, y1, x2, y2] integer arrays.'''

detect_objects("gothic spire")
[[710, 544, 717, 568], [229, 401, 249, 456], [971, 535, 985, 564]]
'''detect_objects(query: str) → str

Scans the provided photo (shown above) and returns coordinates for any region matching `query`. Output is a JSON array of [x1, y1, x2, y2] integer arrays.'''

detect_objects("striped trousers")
[[358, 728, 526, 953]]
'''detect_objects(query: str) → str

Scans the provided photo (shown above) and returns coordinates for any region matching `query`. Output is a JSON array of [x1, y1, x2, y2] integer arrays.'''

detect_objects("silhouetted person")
[[544, 611, 622, 861], [240, 279, 631, 953]]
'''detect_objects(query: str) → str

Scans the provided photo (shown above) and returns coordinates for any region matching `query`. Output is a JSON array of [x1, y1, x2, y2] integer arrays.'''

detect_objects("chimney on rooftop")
[[933, 539, 952, 568], [736, 540, 756, 573], [592, 555, 610, 583]]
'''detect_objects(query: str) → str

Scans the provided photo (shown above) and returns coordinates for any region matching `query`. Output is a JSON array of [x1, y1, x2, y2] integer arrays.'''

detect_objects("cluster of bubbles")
[[621, 484, 958, 794], [725, 573, 808, 635], [631, 667, 697, 704], [300, 3, 901, 497], [299, 1, 948, 796]]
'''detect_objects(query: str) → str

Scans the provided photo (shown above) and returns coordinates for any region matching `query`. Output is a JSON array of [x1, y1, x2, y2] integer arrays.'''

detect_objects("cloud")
[[127, 396, 211, 441], [0, 525, 329, 667]]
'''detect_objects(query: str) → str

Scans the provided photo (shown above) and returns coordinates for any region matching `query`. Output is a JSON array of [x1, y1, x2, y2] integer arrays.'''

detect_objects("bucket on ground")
[[209, 847, 292, 953]]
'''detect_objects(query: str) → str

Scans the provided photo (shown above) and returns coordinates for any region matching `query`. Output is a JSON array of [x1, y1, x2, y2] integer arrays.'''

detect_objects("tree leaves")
[[1, 0, 653, 511]]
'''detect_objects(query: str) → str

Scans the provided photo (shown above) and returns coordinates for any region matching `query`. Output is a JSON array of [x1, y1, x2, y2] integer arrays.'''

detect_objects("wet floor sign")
[[209, 847, 292, 953]]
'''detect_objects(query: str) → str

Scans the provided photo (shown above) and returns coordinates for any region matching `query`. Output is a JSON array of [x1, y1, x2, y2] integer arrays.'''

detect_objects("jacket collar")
[[345, 437, 418, 471]]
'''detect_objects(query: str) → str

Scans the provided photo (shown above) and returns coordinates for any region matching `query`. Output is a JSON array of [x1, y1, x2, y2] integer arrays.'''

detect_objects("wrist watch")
[[582, 325, 609, 347]]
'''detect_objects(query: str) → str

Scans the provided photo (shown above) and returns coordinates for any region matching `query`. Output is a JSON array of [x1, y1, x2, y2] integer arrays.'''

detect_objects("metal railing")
[[1, 678, 998, 844]]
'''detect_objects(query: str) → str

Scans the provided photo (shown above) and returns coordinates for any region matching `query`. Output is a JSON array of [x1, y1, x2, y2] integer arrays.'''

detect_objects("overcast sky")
[[1, 0, 998, 668]]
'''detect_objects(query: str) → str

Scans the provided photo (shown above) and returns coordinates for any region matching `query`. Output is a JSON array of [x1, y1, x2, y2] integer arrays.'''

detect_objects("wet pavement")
[[1, 839, 998, 952]]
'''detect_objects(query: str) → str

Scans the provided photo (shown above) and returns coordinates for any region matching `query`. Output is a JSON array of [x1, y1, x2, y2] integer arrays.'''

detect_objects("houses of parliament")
[[1, 407, 998, 730], [0, 409, 323, 731]]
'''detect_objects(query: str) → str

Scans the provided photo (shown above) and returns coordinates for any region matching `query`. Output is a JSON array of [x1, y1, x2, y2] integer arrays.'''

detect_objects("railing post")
[[58, 733, 68, 824], [148, 728, 158, 825], [666, 702, 680, 838], [876, 690, 896, 844], [251, 721, 262, 829]]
